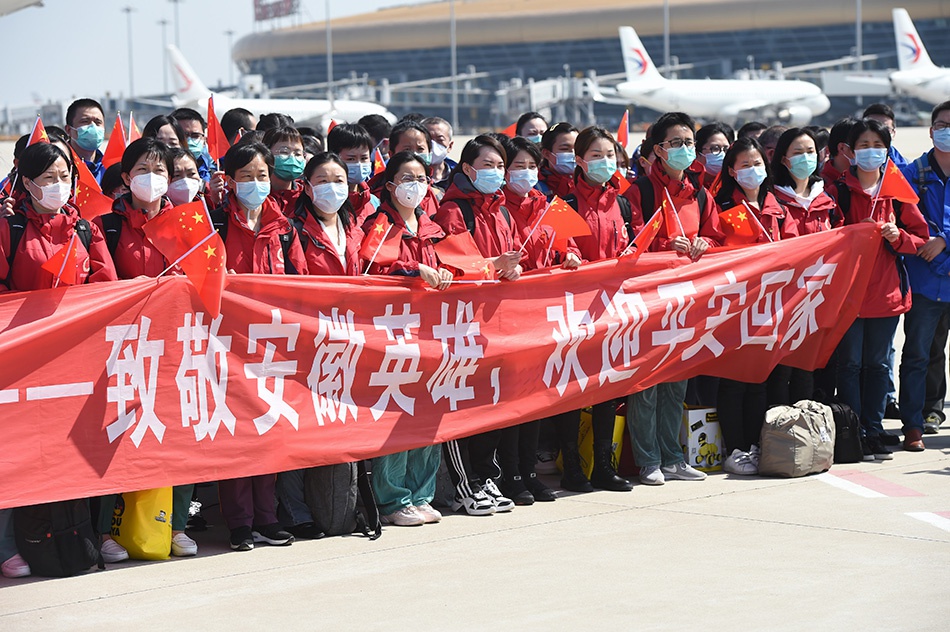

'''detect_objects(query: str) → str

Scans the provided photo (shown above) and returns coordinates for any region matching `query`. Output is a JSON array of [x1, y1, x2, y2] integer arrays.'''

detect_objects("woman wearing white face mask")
[[166, 147, 206, 207]]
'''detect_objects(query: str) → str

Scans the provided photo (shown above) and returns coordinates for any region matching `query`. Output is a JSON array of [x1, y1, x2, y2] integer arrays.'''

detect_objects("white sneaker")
[[451, 489, 497, 516], [171, 532, 198, 557], [482, 479, 514, 512], [414, 502, 442, 524], [100, 538, 129, 563], [661, 461, 707, 481], [639, 465, 665, 486], [381, 506, 425, 526], [723, 449, 759, 475], [748, 444, 761, 468], [1, 553, 30, 578]]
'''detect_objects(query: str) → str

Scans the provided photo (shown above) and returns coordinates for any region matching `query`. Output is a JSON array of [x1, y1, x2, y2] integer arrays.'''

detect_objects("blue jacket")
[[890, 145, 908, 168], [901, 150, 950, 301]]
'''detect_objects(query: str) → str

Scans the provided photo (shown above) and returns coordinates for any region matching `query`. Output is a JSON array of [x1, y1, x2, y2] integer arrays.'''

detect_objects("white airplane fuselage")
[[890, 71, 950, 105]]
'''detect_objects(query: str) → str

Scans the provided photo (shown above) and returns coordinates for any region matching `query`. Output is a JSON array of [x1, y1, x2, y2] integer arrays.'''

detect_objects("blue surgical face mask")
[[788, 153, 818, 180], [584, 157, 617, 184], [934, 128, 950, 153], [234, 180, 271, 209], [664, 144, 696, 171], [346, 161, 373, 185], [735, 165, 767, 190], [553, 152, 576, 174], [274, 155, 305, 181], [187, 137, 206, 158], [702, 151, 724, 175], [74, 123, 104, 152], [854, 147, 888, 172], [506, 168, 538, 196], [526, 134, 543, 145], [310, 182, 349, 215], [470, 167, 506, 194]]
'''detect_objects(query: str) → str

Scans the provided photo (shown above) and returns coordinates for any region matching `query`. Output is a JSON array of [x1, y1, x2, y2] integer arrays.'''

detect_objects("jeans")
[[900, 295, 950, 434], [836, 316, 900, 437], [372, 445, 440, 515], [626, 381, 687, 468], [924, 309, 950, 422], [276, 470, 313, 527]]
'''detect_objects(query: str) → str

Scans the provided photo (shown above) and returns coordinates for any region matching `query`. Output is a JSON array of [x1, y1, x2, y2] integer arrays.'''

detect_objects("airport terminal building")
[[233, 0, 949, 129]]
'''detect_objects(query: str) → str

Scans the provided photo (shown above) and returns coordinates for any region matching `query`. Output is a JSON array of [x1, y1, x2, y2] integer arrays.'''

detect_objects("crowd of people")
[[1, 95, 948, 579]]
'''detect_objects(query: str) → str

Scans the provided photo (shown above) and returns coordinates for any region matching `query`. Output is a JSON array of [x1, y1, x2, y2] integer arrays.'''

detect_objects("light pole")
[[122, 6, 135, 96], [450, 0, 458, 130], [855, 0, 863, 71], [159, 19, 169, 93], [325, 0, 334, 105], [663, 0, 670, 75], [169, 0, 182, 49], [224, 29, 235, 86]]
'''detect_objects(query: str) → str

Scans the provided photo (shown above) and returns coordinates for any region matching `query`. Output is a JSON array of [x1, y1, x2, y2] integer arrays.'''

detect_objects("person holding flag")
[[64, 99, 106, 183], [829, 118, 929, 460], [538, 122, 578, 201], [326, 123, 380, 225], [624, 112, 722, 488], [262, 126, 307, 215]]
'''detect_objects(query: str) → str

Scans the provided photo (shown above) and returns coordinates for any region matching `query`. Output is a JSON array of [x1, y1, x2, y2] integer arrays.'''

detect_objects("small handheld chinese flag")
[[612, 171, 631, 194], [102, 113, 127, 169], [40, 232, 80, 286], [142, 200, 227, 317], [434, 231, 495, 280], [662, 189, 687, 239], [541, 196, 592, 251], [624, 207, 664, 261], [206, 96, 231, 162], [617, 110, 629, 150], [719, 205, 759, 246], [327, 119, 338, 134], [28, 115, 49, 146], [359, 213, 401, 271], [502, 121, 517, 137], [877, 159, 919, 205], [70, 148, 115, 220], [373, 147, 387, 175], [128, 112, 142, 143]]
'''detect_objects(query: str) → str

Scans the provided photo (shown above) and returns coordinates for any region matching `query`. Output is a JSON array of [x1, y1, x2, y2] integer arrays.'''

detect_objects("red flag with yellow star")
[[27, 115, 49, 146], [206, 95, 231, 162], [541, 196, 592, 251], [877, 159, 919, 205], [102, 113, 127, 169], [434, 231, 495, 280], [128, 112, 142, 143], [70, 148, 115, 220], [625, 207, 665, 261], [719, 204, 760, 246], [142, 200, 227, 317], [617, 111, 629, 149], [373, 147, 387, 175], [359, 213, 401, 268], [39, 232, 80, 286]]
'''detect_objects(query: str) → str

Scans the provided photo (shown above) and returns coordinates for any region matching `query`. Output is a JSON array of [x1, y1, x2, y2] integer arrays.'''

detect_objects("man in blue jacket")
[[898, 100, 950, 451]]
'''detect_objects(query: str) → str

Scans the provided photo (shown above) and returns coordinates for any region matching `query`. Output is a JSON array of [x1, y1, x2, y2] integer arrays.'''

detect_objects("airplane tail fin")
[[893, 8, 935, 72], [167, 45, 212, 104], [619, 26, 664, 83]]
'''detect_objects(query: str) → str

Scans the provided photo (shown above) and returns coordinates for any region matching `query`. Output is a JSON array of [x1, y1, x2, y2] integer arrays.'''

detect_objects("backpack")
[[209, 207, 299, 274], [823, 401, 863, 464], [563, 193, 634, 244], [758, 400, 836, 477], [14, 499, 104, 577], [303, 461, 381, 539], [98, 213, 124, 257], [4, 214, 93, 288], [455, 198, 511, 237], [634, 172, 707, 224]]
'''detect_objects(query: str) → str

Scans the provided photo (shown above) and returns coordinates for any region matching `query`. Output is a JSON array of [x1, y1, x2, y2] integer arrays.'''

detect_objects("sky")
[[0, 0, 431, 105]]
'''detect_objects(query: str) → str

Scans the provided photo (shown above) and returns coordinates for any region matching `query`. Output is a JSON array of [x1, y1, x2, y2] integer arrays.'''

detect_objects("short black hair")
[[327, 123, 374, 155], [221, 108, 255, 143], [257, 112, 295, 132], [398, 112, 426, 124], [737, 121, 768, 139], [389, 120, 431, 152], [222, 141, 274, 178], [932, 100, 950, 125], [516, 111, 547, 136], [171, 107, 207, 129], [501, 136, 542, 168], [695, 122, 735, 153], [65, 98, 104, 127], [650, 112, 696, 148], [295, 126, 320, 138], [143, 115, 186, 147], [358, 114, 392, 145], [301, 135, 324, 157], [862, 103, 896, 122], [14, 142, 71, 193], [848, 118, 891, 150], [379, 150, 428, 207], [100, 163, 126, 197], [121, 137, 174, 176], [540, 122, 578, 152]]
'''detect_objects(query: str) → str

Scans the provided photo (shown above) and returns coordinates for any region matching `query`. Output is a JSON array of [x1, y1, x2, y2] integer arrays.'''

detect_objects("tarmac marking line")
[[817, 470, 924, 498], [906, 512, 950, 533]]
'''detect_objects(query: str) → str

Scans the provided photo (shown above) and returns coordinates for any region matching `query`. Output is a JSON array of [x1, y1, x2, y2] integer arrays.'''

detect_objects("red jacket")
[[624, 162, 724, 252], [0, 201, 117, 291], [820, 161, 843, 190], [503, 186, 561, 271], [538, 167, 574, 200], [368, 172, 441, 218], [362, 201, 444, 276], [570, 176, 630, 261], [716, 188, 785, 244], [773, 184, 839, 238], [289, 197, 363, 276], [435, 175, 521, 258], [94, 196, 178, 279], [271, 182, 303, 217], [829, 170, 930, 318], [350, 181, 378, 226], [218, 194, 308, 275]]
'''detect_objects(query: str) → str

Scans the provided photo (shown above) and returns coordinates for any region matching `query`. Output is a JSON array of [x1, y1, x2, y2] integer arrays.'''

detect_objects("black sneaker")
[[880, 431, 901, 447], [252, 523, 295, 546], [286, 522, 325, 540], [229, 526, 254, 551], [867, 436, 894, 461], [859, 435, 876, 462]]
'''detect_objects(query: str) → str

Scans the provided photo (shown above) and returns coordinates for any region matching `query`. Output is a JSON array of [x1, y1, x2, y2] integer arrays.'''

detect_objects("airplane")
[[889, 8, 950, 105], [590, 26, 830, 125], [167, 45, 396, 131]]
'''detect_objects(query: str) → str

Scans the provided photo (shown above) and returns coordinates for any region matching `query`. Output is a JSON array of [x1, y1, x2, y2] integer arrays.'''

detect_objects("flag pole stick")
[[520, 201, 553, 253], [663, 188, 686, 236], [740, 200, 774, 243], [52, 231, 78, 289], [363, 223, 394, 275], [156, 231, 216, 278]]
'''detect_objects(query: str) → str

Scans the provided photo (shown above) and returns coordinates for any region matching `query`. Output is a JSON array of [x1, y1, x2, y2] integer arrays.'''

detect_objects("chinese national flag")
[[206, 96, 231, 163], [142, 200, 227, 317], [541, 196, 592, 251], [502, 121, 517, 137], [617, 111, 629, 149], [102, 113, 127, 169], [612, 171, 631, 194], [877, 159, 919, 205], [327, 120, 338, 134], [40, 232, 80, 286], [661, 191, 687, 239], [719, 205, 759, 246], [71, 149, 114, 220], [359, 213, 401, 268], [625, 208, 665, 262], [28, 115, 49, 146], [128, 112, 142, 142], [373, 147, 387, 175], [434, 231, 495, 280]]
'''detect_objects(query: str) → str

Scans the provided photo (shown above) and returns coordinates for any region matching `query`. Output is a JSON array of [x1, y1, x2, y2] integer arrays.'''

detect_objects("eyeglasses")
[[185, 132, 206, 141], [933, 122, 950, 131], [274, 147, 305, 158], [397, 175, 430, 184], [703, 145, 728, 155], [662, 138, 694, 148]]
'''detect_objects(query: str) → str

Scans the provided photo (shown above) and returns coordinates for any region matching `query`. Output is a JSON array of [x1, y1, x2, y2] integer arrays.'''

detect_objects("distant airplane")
[[167, 45, 396, 131], [890, 8, 950, 105], [591, 26, 830, 125]]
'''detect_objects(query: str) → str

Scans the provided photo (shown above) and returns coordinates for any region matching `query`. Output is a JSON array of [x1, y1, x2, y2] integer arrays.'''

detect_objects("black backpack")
[[454, 198, 512, 236], [823, 402, 864, 464], [4, 214, 93, 288], [634, 172, 708, 224], [303, 461, 381, 539], [14, 499, 104, 577], [209, 207, 299, 274]]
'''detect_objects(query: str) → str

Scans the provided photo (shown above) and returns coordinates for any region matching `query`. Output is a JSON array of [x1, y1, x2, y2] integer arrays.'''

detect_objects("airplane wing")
[[717, 100, 772, 119], [585, 79, 663, 106]]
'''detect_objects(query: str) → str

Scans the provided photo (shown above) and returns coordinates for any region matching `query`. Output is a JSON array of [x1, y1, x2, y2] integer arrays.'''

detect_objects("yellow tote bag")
[[111, 488, 173, 560]]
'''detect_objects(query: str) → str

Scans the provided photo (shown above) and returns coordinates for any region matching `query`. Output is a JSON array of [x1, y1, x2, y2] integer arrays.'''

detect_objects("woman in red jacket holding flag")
[[830, 118, 929, 459]]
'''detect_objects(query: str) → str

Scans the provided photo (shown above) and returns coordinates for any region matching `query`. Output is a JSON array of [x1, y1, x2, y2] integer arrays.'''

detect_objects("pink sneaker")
[[1, 554, 31, 579]]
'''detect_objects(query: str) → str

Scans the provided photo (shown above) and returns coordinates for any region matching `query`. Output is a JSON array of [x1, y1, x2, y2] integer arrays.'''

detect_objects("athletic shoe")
[[414, 502, 443, 524], [171, 532, 198, 557], [1, 554, 30, 578], [482, 479, 515, 512], [638, 465, 665, 486], [924, 412, 942, 435], [100, 538, 129, 563], [859, 434, 876, 461], [287, 522, 325, 540], [880, 431, 901, 446], [451, 489, 497, 516], [723, 449, 758, 475], [252, 523, 295, 546], [867, 436, 894, 461], [498, 475, 534, 506], [661, 461, 707, 481], [229, 526, 254, 551], [381, 506, 425, 526], [535, 450, 559, 474], [748, 444, 761, 468]]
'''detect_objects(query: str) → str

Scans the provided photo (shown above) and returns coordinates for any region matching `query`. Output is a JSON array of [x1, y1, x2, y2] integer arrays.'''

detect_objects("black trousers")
[[718, 378, 767, 453]]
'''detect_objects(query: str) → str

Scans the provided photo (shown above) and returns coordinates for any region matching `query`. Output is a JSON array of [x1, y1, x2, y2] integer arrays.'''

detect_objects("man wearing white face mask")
[[423, 117, 457, 193]]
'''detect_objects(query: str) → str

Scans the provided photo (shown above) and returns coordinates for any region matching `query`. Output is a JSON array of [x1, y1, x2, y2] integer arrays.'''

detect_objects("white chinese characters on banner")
[[651, 281, 698, 367], [176, 313, 235, 441], [543, 292, 596, 396], [598, 288, 649, 384], [427, 301, 485, 411], [370, 304, 422, 420], [105, 317, 166, 447], [244, 308, 300, 435], [740, 270, 794, 350], [308, 308, 365, 426], [785, 258, 838, 351], [682, 271, 747, 360]]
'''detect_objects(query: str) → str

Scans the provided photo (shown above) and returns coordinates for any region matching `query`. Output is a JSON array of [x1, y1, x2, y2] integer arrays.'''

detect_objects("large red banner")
[[0, 225, 882, 508]]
